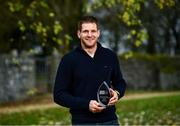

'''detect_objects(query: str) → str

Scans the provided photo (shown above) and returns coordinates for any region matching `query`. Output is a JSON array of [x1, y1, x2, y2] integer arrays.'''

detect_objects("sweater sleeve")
[[53, 56, 90, 109], [112, 54, 127, 98]]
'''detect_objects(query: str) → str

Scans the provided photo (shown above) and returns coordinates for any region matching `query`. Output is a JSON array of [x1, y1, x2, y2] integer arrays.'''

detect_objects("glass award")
[[97, 81, 111, 107]]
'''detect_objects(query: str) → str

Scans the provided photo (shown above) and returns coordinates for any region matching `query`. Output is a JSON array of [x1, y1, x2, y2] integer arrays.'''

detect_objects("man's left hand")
[[108, 88, 119, 106]]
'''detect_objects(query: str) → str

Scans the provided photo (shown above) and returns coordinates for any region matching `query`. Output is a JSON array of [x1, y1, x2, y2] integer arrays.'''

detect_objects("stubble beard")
[[81, 39, 97, 49]]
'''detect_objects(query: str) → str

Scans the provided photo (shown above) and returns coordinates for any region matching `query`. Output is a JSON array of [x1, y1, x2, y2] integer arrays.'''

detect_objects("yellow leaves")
[[30, 20, 66, 47], [155, 0, 175, 9], [57, 39, 63, 45], [127, 35, 132, 39], [120, 0, 144, 26], [7, 0, 70, 52], [139, 29, 148, 41], [121, 0, 143, 9], [135, 40, 141, 47], [131, 30, 136, 35], [92, 0, 144, 27], [18, 20, 25, 32], [122, 11, 130, 23], [135, 2, 141, 11], [65, 34, 72, 41], [53, 21, 63, 35], [49, 12, 55, 18], [135, 29, 148, 47], [30, 1, 37, 9], [8, 2, 23, 12], [40, 1, 49, 9], [31, 22, 49, 46], [35, 22, 46, 35], [128, 29, 148, 47], [52, 37, 62, 46], [123, 51, 133, 59], [91, 1, 102, 10], [121, 11, 136, 26], [26, 8, 33, 17], [105, 0, 116, 8], [126, 0, 135, 7], [65, 34, 72, 46], [8, 2, 14, 12]]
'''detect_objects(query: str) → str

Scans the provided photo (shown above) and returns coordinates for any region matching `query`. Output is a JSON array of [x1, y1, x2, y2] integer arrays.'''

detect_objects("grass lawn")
[[0, 92, 179, 125], [117, 94, 180, 125]]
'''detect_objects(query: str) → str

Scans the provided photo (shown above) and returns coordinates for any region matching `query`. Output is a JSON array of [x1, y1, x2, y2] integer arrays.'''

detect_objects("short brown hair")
[[77, 16, 100, 31]]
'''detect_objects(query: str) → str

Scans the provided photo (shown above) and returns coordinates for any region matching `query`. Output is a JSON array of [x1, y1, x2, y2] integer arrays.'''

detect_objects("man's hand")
[[108, 88, 119, 106], [89, 100, 105, 113]]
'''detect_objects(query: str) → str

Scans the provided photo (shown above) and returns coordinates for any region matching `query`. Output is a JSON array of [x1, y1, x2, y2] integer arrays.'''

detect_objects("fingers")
[[89, 100, 105, 113], [89, 89, 119, 113], [108, 96, 118, 106], [109, 88, 114, 96], [108, 88, 119, 106]]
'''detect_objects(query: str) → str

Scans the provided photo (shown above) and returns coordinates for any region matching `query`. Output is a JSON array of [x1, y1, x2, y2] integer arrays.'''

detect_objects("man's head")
[[77, 16, 100, 31], [77, 16, 100, 49]]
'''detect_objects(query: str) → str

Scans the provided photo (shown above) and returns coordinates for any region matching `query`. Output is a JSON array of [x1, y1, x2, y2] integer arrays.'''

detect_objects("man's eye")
[[82, 30, 97, 34], [82, 30, 88, 33]]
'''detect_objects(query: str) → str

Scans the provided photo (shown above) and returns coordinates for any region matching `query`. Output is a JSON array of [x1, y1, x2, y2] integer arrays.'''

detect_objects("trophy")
[[97, 81, 111, 107]]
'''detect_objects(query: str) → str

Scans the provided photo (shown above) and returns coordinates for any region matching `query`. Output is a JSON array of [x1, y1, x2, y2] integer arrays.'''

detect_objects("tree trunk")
[[172, 26, 180, 54], [146, 31, 156, 54]]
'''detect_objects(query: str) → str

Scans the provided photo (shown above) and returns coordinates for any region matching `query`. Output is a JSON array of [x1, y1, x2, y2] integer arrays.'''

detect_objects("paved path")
[[122, 91, 180, 100], [0, 91, 179, 114]]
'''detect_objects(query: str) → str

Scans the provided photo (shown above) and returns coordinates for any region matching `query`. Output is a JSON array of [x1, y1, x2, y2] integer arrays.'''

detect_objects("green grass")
[[0, 107, 70, 125], [0, 94, 180, 125], [117, 95, 180, 125]]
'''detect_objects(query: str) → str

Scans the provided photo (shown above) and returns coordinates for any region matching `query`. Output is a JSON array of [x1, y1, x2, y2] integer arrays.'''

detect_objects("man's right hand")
[[89, 100, 105, 113]]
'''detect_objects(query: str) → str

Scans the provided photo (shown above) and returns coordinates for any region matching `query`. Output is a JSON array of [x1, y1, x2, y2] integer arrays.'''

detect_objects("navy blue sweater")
[[53, 42, 126, 124]]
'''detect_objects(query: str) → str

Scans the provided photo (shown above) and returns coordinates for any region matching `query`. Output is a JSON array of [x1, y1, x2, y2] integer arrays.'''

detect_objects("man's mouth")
[[86, 38, 94, 41]]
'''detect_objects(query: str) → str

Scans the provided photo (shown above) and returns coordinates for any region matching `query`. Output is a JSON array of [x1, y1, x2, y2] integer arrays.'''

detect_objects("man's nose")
[[87, 31, 92, 36]]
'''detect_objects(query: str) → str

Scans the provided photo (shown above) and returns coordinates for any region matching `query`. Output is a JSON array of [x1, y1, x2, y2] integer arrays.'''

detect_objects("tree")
[[87, 0, 146, 53], [48, 0, 87, 50], [0, 0, 18, 53], [139, 0, 180, 55], [0, 0, 88, 55], [87, 0, 180, 55]]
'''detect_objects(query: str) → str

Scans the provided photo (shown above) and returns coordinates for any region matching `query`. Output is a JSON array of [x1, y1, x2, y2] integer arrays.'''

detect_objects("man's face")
[[77, 23, 100, 48]]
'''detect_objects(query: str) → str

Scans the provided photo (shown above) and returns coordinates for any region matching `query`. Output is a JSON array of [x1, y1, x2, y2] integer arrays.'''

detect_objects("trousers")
[[72, 119, 119, 126]]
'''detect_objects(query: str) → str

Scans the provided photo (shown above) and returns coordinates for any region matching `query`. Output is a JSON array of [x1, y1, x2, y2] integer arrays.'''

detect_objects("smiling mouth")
[[86, 37, 95, 41]]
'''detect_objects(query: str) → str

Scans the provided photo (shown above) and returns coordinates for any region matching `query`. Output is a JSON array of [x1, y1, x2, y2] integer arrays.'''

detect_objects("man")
[[53, 16, 126, 125]]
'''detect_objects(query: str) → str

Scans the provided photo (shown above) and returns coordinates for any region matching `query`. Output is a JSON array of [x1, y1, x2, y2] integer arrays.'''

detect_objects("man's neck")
[[81, 43, 97, 58]]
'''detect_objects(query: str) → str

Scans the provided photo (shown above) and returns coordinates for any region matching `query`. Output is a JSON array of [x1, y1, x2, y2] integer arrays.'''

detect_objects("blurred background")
[[0, 0, 180, 125]]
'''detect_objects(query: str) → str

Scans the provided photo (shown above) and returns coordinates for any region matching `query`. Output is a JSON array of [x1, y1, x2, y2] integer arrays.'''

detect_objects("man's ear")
[[97, 30, 100, 38], [77, 30, 81, 39]]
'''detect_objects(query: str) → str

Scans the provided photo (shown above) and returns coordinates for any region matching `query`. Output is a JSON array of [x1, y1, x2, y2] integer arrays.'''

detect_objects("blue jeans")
[[96, 119, 119, 125], [72, 119, 119, 126]]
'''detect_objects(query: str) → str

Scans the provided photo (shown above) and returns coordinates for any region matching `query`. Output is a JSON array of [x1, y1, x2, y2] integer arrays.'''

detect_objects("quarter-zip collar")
[[76, 42, 102, 59]]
